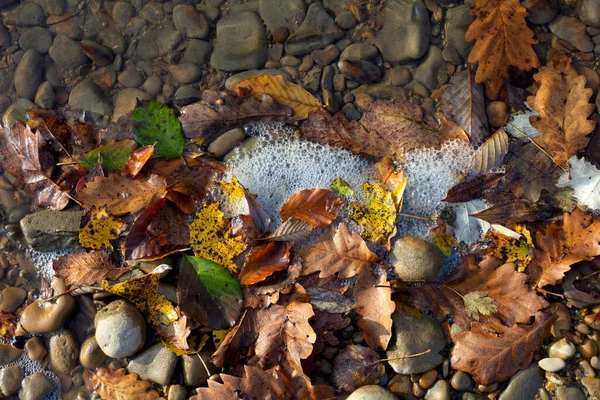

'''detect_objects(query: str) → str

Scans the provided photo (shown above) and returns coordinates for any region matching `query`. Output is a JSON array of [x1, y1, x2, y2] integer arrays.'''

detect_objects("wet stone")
[[524, 0, 558, 25], [168, 384, 188, 400], [81, 40, 114, 67], [498, 364, 542, 400], [69, 79, 112, 119], [14, 49, 43, 101], [49, 330, 78, 373], [173, 85, 200, 107], [113, 1, 135, 31], [549, 16, 594, 53], [182, 352, 216, 387], [577, 0, 600, 28], [259, 0, 306, 34], [340, 43, 379, 62], [0, 344, 22, 366], [538, 357, 566, 372], [20, 209, 84, 251], [173, 5, 209, 39], [444, 5, 474, 59], [0, 365, 21, 397], [390, 236, 444, 282], [211, 12, 267, 71], [21, 278, 76, 334], [312, 44, 340, 66], [0, 286, 26, 313], [141, 76, 163, 96], [548, 338, 576, 360], [347, 385, 399, 400], [95, 300, 146, 359], [6, 3, 45, 26], [128, 342, 178, 385], [181, 39, 212, 66], [25, 337, 47, 361], [336, 10, 357, 30], [450, 371, 473, 391], [136, 28, 182, 61], [168, 63, 202, 84], [208, 128, 245, 157], [424, 380, 450, 400], [18, 27, 52, 54], [414, 46, 448, 91], [556, 385, 587, 400], [34, 81, 56, 110], [285, 3, 344, 56], [20, 372, 54, 400], [49, 34, 89, 69], [338, 59, 381, 84], [79, 336, 105, 370]]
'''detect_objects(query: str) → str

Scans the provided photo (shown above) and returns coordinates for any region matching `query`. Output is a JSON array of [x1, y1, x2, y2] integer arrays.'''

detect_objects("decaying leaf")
[[471, 129, 509, 175], [178, 256, 243, 330], [333, 344, 385, 392], [189, 203, 247, 272], [156, 309, 191, 353], [330, 177, 354, 202], [212, 309, 258, 369], [266, 218, 313, 242], [471, 200, 552, 226], [0, 312, 17, 341], [91, 367, 162, 400], [465, 0, 540, 99], [80, 139, 138, 173], [443, 173, 504, 203], [53, 250, 131, 287], [240, 242, 292, 285], [354, 266, 394, 351], [231, 74, 322, 120], [280, 188, 343, 228], [528, 50, 596, 167], [132, 101, 185, 159], [306, 287, 356, 314], [299, 223, 377, 279], [0, 122, 69, 210], [102, 272, 178, 327], [76, 173, 168, 216], [374, 159, 405, 191], [438, 70, 489, 144], [453, 199, 491, 245], [125, 144, 155, 177], [79, 206, 126, 250], [557, 156, 600, 210], [484, 225, 534, 271], [451, 311, 556, 385], [463, 291, 498, 321]]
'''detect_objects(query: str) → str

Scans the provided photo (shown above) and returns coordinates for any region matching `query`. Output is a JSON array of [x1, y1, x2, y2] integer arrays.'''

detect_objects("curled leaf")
[[240, 242, 292, 285]]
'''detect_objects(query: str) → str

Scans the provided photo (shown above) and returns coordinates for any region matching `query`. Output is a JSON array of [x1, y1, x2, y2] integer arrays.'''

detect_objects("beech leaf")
[[156, 310, 191, 353], [280, 188, 343, 228], [80, 139, 138, 172], [471, 129, 509, 175], [333, 344, 385, 392], [132, 101, 184, 158], [266, 218, 313, 242], [79, 206, 126, 250], [91, 367, 162, 400], [53, 250, 131, 287], [240, 242, 292, 285], [557, 156, 600, 210]]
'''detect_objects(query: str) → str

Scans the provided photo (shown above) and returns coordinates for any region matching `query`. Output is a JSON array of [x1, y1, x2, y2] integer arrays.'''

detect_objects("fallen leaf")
[[470, 200, 552, 226], [266, 218, 313, 242], [180, 90, 292, 143], [102, 272, 178, 327], [132, 101, 184, 158], [463, 291, 498, 321], [0, 122, 69, 210], [330, 176, 354, 202], [557, 156, 600, 210], [79, 206, 126, 250], [505, 107, 542, 139], [80, 139, 138, 173], [76, 173, 168, 216], [430, 223, 458, 257], [443, 173, 504, 203], [240, 242, 293, 285], [91, 367, 162, 400], [465, 0, 540, 99], [212, 309, 258, 369], [299, 223, 377, 279], [438, 70, 489, 144], [484, 225, 534, 271], [374, 159, 405, 191], [333, 344, 385, 392], [245, 190, 271, 235], [53, 250, 131, 287], [189, 203, 247, 272], [178, 255, 243, 330], [125, 144, 155, 177], [451, 311, 556, 385], [231, 74, 322, 120], [0, 312, 17, 342], [528, 49, 596, 167], [306, 287, 356, 314], [471, 129, 509, 175], [354, 266, 395, 351], [453, 199, 491, 245], [280, 188, 343, 228], [156, 309, 191, 353]]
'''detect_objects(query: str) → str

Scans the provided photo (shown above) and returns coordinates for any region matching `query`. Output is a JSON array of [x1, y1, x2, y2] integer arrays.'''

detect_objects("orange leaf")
[[280, 188, 343, 228], [125, 144, 155, 177], [240, 242, 292, 285], [91, 367, 163, 400]]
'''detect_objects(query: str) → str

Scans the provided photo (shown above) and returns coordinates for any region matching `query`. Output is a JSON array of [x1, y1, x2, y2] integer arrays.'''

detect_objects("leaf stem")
[[368, 349, 431, 366]]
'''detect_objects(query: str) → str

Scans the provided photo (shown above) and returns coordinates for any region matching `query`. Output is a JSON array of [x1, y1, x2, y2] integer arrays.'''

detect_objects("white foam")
[[27, 248, 74, 282]]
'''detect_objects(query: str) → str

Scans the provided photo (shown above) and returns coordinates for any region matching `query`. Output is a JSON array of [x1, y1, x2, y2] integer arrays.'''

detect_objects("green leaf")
[[80, 139, 138, 172], [177, 255, 243, 330], [132, 101, 184, 158]]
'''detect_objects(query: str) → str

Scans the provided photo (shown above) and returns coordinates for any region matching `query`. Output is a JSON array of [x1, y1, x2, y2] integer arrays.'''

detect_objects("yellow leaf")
[[330, 177, 354, 202], [213, 329, 229, 350], [430, 223, 458, 257], [79, 206, 126, 250], [231, 74, 322, 120], [189, 203, 247, 272], [164, 334, 209, 356], [220, 176, 247, 217], [484, 224, 534, 272], [102, 273, 178, 327]]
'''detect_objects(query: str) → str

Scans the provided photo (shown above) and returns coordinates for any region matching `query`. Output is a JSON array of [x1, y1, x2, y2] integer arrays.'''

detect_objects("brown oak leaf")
[[239, 242, 293, 285], [53, 250, 131, 287], [333, 344, 385, 392], [280, 188, 343, 228], [91, 367, 162, 400]]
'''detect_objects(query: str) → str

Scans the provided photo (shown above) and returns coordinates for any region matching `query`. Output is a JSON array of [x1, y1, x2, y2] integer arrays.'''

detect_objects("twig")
[[398, 213, 431, 222], [536, 287, 564, 299], [367, 349, 431, 366]]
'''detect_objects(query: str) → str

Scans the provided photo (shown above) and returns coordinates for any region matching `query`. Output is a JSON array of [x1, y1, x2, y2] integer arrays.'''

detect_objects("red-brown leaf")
[[53, 250, 131, 287], [280, 188, 343, 228], [125, 144, 154, 177], [240, 242, 292, 285]]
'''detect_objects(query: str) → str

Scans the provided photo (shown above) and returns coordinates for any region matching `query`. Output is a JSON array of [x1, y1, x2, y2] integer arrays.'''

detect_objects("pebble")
[[312, 44, 340, 66], [68, 80, 113, 118], [49, 330, 78, 373], [117, 65, 144, 88], [21, 278, 76, 334], [450, 371, 473, 391], [79, 336, 105, 369], [112, 2, 135, 30], [128, 342, 177, 385], [6, 3, 45, 26], [575, 64, 600, 91], [577, 0, 600, 28], [389, 67, 412, 87], [20, 371, 54, 400], [549, 16, 594, 52], [273, 27, 289, 43], [592, 355, 600, 370], [141, 76, 163, 96], [95, 300, 146, 358], [0, 365, 21, 397], [173, 85, 200, 107], [211, 12, 267, 71], [25, 337, 47, 361], [424, 380, 450, 400], [551, 303, 571, 338], [167, 384, 188, 400], [414, 46, 449, 91], [259, 0, 306, 34], [49, 34, 89, 69], [14, 49, 42, 101], [347, 385, 399, 400], [182, 352, 216, 387], [18, 27, 52, 54], [80, 40, 114, 67], [0, 344, 22, 366], [548, 338, 576, 360], [338, 60, 381, 84], [136, 28, 182, 61], [582, 376, 600, 397], [376, 0, 430, 63], [486, 101, 509, 129], [444, 5, 474, 59], [34, 81, 56, 110], [581, 359, 597, 377], [285, 3, 344, 56], [336, 10, 357, 30], [523, 0, 558, 25], [208, 128, 245, 157], [386, 309, 445, 374], [46, 13, 83, 40], [538, 357, 566, 372], [333, 74, 345, 91], [419, 369, 437, 389], [181, 39, 212, 66], [340, 43, 379, 62], [173, 5, 209, 39], [580, 338, 599, 359], [0, 286, 26, 313], [390, 236, 444, 282], [168, 63, 202, 84], [0, 24, 10, 48], [498, 364, 542, 400], [441, 46, 462, 66], [556, 385, 587, 400]]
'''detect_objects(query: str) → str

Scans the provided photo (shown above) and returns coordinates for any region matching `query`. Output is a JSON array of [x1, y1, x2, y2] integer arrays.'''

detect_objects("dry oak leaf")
[[451, 311, 557, 385], [333, 344, 385, 392], [79, 206, 126, 250], [76, 173, 168, 216], [280, 188, 343, 228], [528, 50, 596, 167], [299, 223, 377, 279], [0, 122, 69, 210], [465, 0, 540, 99], [529, 208, 600, 288], [91, 367, 163, 400], [354, 266, 395, 351], [231, 74, 322, 121], [53, 250, 131, 287], [240, 242, 293, 285]]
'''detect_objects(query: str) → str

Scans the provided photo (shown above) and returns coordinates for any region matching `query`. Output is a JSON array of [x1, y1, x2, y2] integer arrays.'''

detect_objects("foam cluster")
[[28, 248, 73, 281]]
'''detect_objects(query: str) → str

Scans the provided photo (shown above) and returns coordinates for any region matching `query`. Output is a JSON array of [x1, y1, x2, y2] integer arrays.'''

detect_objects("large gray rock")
[[414, 46, 448, 90], [211, 12, 267, 71], [20, 209, 84, 252], [6, 3, 44, 26], [49, 34, 89, 69], [285, 3, 344, 56], [127, 343, 178, 385], [549, 16, 594, 53], [577, 0, 600, 28], [376, 0, 430, 63], [386, 309, 445, 374], [95, 300, 146, 359], [347, 385, 399, 400], [14, 49, 43, 100], [259, 0, 306, 34], [498, 364, 542, 400], [68, 80, 112, 117], [136, 28, 183, 61], [389, 236, 444, 282], [444, 5, 474, 60]]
